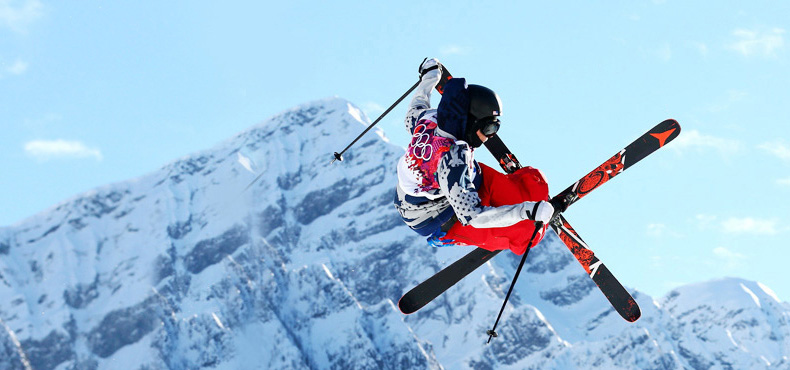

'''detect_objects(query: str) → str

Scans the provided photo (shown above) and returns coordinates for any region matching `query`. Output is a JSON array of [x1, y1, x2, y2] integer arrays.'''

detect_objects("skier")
[[394, 58, 557, 255]]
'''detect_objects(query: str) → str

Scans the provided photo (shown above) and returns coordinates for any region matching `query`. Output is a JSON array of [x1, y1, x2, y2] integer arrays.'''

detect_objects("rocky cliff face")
[[1, 97, 788, 370]]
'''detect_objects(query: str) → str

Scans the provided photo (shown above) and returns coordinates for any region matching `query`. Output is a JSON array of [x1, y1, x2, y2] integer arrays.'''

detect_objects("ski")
[[552, 118, 681, 209], [398, 114, 680, 316], [550, 214, 641, 322], [397, 247, 500, 314]]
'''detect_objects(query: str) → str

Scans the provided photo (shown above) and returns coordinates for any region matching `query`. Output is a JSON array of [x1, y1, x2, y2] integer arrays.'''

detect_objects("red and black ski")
[[552, 119, 681, 210], [550, 215, 640, 322], [398, 113, 680, 318]]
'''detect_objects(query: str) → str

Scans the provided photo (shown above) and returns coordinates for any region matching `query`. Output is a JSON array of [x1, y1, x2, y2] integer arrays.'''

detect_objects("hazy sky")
[[1, 1, 788, 301]]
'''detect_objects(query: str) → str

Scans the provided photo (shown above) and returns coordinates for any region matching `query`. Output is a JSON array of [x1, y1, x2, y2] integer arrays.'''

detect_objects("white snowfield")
[[0, 97, 788, 370]]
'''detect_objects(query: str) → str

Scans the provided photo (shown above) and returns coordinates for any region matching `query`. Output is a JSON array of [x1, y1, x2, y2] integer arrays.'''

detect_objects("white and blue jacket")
[[394, 71, 533, 236]]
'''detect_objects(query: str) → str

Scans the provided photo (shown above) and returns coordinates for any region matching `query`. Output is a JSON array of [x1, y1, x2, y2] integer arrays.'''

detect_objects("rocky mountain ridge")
[[1, 97, 788, 369]]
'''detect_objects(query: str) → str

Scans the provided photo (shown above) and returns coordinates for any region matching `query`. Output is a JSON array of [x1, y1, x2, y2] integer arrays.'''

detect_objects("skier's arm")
[[404, 58, 442, 134], [437, 143, 553, 228]]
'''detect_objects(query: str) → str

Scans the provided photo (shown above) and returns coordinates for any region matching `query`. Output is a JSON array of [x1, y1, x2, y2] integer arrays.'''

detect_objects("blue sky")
[[1, 1, 788, 302]]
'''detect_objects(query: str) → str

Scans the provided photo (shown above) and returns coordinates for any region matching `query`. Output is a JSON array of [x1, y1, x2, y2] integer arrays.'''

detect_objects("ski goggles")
[[477, 117, 501, 137]]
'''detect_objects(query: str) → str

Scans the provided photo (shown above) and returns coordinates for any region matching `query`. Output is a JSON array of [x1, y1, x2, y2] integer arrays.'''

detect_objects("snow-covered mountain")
[[1, 97, 788, 370]]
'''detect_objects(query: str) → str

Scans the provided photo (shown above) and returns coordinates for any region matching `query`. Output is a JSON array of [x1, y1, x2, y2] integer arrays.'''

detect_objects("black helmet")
[[465, 84, 502, 147], [467, 84, 502, 121]]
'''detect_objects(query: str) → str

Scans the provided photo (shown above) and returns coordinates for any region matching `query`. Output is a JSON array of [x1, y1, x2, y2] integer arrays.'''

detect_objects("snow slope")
[[1, 97, 788, 370]]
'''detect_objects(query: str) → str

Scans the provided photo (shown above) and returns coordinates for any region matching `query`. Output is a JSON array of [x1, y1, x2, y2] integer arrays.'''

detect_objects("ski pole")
[[486, 222, 543, 343], [331, 80, 419, 164]]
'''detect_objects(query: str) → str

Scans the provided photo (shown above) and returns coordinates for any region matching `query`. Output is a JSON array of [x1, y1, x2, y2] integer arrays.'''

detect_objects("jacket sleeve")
[[437, 143, 531, 229], [404, 68, 441, 134]]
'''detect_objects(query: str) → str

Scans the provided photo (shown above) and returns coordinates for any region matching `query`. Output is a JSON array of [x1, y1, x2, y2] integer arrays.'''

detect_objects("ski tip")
[[660, 118, 680, 131], [397, 295, 417, 315], [665, 118, 681, 135], [650, 119, 682, 148], [623, 302, 642, 322]]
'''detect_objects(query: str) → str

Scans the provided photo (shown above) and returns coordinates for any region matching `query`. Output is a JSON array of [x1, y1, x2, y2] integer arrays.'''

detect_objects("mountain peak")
[[663, 277, 783, 313], [240, 96, 371, 140], [10, 96, 388, 232]]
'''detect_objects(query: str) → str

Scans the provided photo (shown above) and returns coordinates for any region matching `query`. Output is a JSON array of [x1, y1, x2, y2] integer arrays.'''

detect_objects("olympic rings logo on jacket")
[[406, 120, 455, 192], [411, 123, 435, 160]]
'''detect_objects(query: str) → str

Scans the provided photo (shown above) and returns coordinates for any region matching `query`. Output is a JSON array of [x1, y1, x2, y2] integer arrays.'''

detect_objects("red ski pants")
[[443, 163, 550, 255]]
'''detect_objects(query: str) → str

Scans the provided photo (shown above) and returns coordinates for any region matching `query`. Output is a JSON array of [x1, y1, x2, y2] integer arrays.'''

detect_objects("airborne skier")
[[394, 58, 557, 255], [331, 58, 678, 325]]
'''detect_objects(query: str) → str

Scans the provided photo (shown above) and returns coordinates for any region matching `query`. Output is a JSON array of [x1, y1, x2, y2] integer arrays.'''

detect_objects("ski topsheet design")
[[551, 214, 641, 322], [554, 119, 681, 209]]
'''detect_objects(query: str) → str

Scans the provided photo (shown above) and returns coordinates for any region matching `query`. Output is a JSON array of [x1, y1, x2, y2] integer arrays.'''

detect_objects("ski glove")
[[419, 58, 441, 78], [522, 200, 555, 224], [427, 231, 455, 247]]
